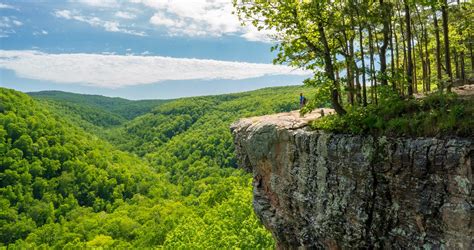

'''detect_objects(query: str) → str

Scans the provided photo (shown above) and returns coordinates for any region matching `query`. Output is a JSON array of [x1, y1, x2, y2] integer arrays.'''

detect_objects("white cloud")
[[0, 16, 22, 37], [115, 11, 136, 19], [131, 0, 275, 42], [0, 3, 18, 10], [0, 16, 22, 28], [0, 50, 311, 88], [33, 30, 48, 36], [54, 0, 276, 42], [241, 26, 278, 43], [149, 12, 180, 28], [53, 9, 146, 36], [54, 10, 73, 19], [74, 0, 118, 8], [12, 20, 22, 26]]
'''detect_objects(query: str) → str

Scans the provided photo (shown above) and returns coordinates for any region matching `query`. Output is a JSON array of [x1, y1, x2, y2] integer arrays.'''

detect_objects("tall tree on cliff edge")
[[234, 0, 472, 114], [379, 0, 391, 87], [233, 0, 346, 115], [432, 4, 443, 87], [441, 0, 453, 92], [405, 0, 414, 96]]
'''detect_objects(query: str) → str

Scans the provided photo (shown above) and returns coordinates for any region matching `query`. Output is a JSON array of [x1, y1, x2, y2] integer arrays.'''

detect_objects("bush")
[[311, 91, 473, 137]]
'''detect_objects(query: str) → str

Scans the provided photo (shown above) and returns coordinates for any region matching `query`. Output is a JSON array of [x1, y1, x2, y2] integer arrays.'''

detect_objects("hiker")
[[299, 93, 307, 109]]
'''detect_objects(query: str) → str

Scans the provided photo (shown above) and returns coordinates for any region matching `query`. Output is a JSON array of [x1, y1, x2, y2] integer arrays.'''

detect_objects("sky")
[[0, 0, 311, 99]]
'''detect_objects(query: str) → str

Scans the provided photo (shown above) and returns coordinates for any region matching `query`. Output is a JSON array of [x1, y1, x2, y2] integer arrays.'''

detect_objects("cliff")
[[231, 110, 472, 249]]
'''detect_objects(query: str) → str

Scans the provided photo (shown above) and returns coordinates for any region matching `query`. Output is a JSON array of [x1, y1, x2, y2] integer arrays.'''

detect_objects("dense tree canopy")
[[2, 1, 472, 247], [1, 86, 309, 248], [30, 90, 170, 120], [234, 0, 473, 114]]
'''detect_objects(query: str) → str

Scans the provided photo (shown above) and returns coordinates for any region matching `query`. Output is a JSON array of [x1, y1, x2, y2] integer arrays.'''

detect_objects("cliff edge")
[[231, 109, 472, 249]]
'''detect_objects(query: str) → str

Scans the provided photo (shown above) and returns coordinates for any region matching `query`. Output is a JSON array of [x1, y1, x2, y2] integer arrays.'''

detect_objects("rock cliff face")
[[231, 110, 472, 249]]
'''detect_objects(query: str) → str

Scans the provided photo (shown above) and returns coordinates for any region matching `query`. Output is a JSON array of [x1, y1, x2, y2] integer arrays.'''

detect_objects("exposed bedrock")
[[231, 110, 472, 249]]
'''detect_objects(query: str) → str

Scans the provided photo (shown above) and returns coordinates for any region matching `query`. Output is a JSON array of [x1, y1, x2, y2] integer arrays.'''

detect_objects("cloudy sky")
[[0, 0, 311, 99]]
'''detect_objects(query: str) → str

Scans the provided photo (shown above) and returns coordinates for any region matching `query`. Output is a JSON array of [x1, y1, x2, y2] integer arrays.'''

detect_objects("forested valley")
[[1, 0, 473, 248], [1, 86, 311, 248]]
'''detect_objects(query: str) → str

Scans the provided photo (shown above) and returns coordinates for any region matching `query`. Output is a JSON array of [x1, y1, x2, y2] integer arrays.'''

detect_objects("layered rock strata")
[[231, 110, 472, 249]]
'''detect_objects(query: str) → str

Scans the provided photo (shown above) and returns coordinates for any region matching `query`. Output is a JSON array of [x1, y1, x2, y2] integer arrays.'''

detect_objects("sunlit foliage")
[[1, 86, 308, 248]]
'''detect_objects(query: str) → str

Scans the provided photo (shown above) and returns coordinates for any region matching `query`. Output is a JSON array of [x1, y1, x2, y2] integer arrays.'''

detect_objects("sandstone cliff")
[[231, 110, 472, 249]]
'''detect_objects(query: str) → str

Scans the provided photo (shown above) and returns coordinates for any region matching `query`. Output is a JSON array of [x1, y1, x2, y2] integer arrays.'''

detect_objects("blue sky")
[[0, 0, 311, 99]]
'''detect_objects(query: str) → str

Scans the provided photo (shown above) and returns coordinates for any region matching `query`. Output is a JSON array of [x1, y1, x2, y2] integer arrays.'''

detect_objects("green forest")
[[1, 0, 473, 248], [1, 86, 309, 248], [234, 0, 473, 117]]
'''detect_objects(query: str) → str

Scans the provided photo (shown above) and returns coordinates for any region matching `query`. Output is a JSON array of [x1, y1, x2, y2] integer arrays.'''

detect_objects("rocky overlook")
[[231, 109, 472, 249]]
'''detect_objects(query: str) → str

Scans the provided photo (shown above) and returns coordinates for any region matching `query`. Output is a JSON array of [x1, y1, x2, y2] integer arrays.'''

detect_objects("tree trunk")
[[394, 20, 401, 94], [390, 21, 396, 91], [351, 36, 362, 105], [460, 51, 465, 83], [340, 25, 354, 106], [354, 60, 361, 105], [424, 23, 431, 92], [395, 22, 400, 71], [470, 42, 474, 71], [368, 25, 377, 102], [441, 0, 453, 91], [318, 22, 346, 115], [433, 8, 442, 87], [349, 14, 361, 105], [454, 49, 460, 80], [359, 25, 367, 106], [397, 3, 407, 95], [379, 0, 390, 86], [412, 25, 423, 92], [355, 5, 368, 106], [418, 36, 427, 93], [412, 32, 417, 94], [345, 56, 354, 105], [405, 0, 413, 96], [414, 4, 428, 93], [334, 55, 343, 105]]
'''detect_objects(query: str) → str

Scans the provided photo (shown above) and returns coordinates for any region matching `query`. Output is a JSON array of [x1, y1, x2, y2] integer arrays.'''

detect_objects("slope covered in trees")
[[2, 85, 309, 248], [109, 87, 307, 176], [3, 0, 471, 247], [30, 91, 170, 121]]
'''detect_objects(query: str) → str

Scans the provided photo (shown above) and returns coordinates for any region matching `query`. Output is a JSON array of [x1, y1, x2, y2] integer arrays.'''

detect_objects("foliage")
[[1, 86, 310, 248], [300, 74, 334, 114], [29, 90, 170, 120], [39, 100, 126, 128], [234, 0, 473, 115], [311, 88, 473, 137]]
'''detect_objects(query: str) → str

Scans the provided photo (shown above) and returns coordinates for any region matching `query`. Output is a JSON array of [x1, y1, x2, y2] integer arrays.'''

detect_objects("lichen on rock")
[[231, 110, 473, 249]]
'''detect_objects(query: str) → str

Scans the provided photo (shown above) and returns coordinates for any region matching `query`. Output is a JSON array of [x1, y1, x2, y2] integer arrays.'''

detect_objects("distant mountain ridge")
[[28, 90, 171, 120]]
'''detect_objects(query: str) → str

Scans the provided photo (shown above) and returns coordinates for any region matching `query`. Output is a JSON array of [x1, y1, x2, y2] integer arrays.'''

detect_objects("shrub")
[[311, 92, 473, 137]]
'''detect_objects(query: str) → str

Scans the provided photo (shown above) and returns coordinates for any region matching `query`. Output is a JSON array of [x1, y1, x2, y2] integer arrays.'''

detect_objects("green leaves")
[[2, 86, 312, 248], [311, 91, 473, 137], [300, 74, 333, 115]]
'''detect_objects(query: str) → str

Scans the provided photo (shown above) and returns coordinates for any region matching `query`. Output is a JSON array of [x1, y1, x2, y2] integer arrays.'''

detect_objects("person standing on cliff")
[[300, 93, 307, 109]]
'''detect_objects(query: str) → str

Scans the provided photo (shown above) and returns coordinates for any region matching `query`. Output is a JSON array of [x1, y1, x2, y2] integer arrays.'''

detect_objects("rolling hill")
[[2, 85, 311, 248], [29, 90, 171, 121]]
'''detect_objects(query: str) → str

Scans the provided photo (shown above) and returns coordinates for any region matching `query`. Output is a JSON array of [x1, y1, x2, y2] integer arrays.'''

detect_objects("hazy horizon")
[[0, 0, 311, 99], [21, 79, 306, 101]]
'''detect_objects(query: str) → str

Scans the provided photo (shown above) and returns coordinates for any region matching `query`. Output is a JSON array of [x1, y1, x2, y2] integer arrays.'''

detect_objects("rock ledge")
[[231, 111, 472, 249]]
